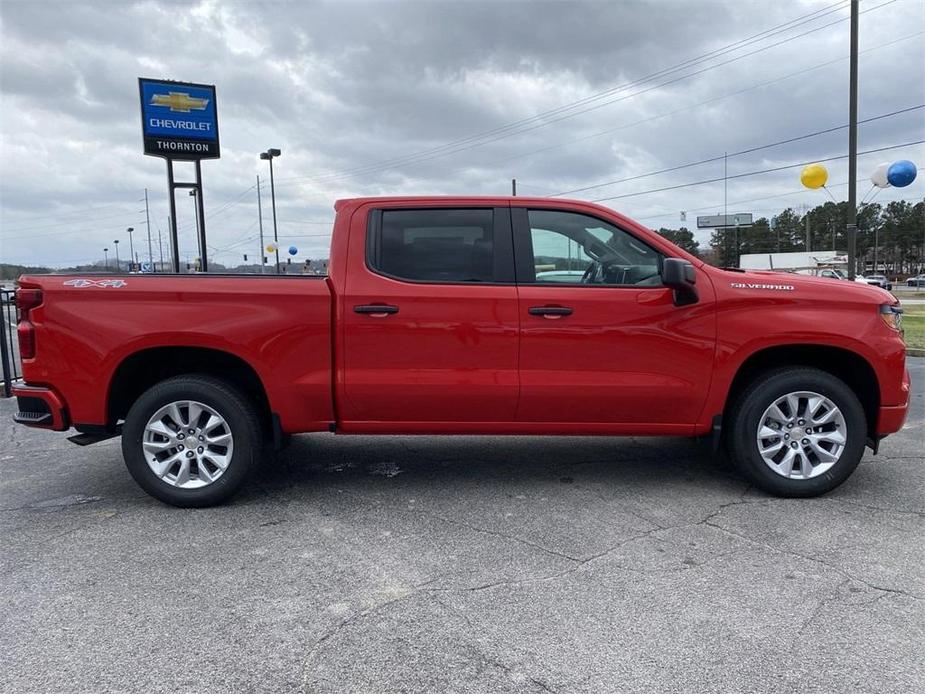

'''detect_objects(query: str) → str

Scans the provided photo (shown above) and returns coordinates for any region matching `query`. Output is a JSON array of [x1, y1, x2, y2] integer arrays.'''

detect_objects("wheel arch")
[[723, 344, 880, 438], [107, 346, 272, 431]]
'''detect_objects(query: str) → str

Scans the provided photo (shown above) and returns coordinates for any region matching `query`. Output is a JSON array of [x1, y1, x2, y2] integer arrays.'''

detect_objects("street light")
[[113, 239, 120, 272], [259, 148, 282, 273], [103, 247, 109, 270], [126, 227, 135, 272]]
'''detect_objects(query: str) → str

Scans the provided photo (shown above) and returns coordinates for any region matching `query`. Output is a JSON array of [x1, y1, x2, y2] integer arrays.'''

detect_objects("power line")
[[274, 1, 888, 186], [551, 104, 924, 197], [1, 208, 147, 235], [175, 183, 257, 234], [0, 201, 130, 224], [635, 176, 884, 221], [491, 26, 922, 174], [1, 218, 148, 242], [589, 140, 925, 203]]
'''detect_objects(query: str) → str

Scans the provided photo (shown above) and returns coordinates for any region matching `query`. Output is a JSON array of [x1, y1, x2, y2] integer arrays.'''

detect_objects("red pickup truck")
[[12, 197, 909, 506]]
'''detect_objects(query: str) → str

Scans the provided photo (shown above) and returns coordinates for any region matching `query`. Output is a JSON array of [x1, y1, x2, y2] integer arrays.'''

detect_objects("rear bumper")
[[876, 367, 910, 436], [11, 384, 69, 431]]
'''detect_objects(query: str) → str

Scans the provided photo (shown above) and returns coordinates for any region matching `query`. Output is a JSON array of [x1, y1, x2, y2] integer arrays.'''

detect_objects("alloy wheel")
[[756, 390, 846, 480], [142, 400, 234, 488]]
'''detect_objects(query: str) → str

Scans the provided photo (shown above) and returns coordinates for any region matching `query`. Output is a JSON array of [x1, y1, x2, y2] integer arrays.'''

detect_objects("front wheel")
[[726, 367, 867, 497], [121, 375, 263, 507]]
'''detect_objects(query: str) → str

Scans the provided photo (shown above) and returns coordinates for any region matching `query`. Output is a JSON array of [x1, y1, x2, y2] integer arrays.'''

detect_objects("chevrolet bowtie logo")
[[150, 91, 209, 113]]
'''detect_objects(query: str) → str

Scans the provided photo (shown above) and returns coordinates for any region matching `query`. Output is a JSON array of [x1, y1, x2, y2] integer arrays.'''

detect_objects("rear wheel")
[[726, 367, 867, 497], [121, 375, 263, 507]]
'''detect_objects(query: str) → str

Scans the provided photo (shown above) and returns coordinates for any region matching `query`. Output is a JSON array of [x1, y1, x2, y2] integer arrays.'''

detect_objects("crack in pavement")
[[699, 520, 924, 601]]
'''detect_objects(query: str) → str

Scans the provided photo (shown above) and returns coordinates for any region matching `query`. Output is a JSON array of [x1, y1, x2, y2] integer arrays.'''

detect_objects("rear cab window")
[[367, 207, 514, 283]]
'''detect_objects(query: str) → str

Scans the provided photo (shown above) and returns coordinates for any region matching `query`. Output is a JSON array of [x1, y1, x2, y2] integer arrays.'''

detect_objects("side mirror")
[[661, 258, 698, 306]]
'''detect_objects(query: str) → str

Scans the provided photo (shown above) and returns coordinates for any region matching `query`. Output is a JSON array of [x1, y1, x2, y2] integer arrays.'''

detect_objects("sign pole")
[[166, 160, 181, 273], [195, 159, 208, 272]]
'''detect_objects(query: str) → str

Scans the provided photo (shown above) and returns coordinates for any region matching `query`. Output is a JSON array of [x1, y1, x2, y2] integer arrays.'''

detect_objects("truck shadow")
[[245, 434, 746, 500]]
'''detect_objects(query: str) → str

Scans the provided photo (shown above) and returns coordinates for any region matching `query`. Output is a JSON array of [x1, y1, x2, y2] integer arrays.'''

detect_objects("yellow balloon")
[[800, 163, 828, 189], [266, 244, 276, 253]]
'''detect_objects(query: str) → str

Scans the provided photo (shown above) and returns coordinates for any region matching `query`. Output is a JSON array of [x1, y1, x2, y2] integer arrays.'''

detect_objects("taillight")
[[17, 323, 36, 359], [15, 288, 42, 313], [15, 288, 42, 359]]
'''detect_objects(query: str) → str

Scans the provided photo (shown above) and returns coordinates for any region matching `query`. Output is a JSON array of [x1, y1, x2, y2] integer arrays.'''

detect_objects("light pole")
[[260, 148, 281, 273], [113, 239, 120, 272], [126, 227, 135, 272], [103, 247, 109, 270]]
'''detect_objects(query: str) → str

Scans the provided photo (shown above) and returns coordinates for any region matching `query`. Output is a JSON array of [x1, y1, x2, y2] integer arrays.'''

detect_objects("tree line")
[[656, 199, 924, 275]]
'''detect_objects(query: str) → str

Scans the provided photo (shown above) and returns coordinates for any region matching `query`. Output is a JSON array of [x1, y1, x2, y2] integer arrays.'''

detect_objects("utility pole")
[[734, 221, 740, 268], [257, 175, 266, 274], [874, 221, 879, 273], [723, 152, 728, 221], [805, 213, 811, 252], [512, 179, 517, 196], [103, 247, 109, 270], [144, 188, 154, 270], [846, 0, 859, 279], [113, 239, 120, 271], [161, 217, 169, 271]]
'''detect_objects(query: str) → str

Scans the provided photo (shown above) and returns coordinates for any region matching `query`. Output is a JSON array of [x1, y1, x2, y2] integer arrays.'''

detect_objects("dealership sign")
[[138, 78, 220, 160]]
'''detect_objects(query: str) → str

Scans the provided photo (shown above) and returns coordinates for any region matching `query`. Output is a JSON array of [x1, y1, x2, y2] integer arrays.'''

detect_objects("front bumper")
[[11, 384, 69, 431], [876, 367, 910, 436]]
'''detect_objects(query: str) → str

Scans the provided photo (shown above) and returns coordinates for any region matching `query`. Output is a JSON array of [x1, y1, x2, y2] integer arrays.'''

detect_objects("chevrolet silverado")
[[12, 197, 909, 506]]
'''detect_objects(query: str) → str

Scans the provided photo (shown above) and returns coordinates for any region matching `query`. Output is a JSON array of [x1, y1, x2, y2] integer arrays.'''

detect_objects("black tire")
[[725, 367, 867, 497], [121, 375, 263, 507]]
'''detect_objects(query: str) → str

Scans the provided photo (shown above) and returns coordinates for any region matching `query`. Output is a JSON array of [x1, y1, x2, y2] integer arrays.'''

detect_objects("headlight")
[[879, 303, 903, 332]]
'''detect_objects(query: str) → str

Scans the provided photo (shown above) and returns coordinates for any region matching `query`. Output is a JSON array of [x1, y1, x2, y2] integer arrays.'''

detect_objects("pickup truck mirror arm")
[[661, 257, 698, 307]]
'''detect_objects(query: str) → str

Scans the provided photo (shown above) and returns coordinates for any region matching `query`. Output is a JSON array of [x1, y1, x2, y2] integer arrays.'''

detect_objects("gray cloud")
[[1, 0, 923, 267]]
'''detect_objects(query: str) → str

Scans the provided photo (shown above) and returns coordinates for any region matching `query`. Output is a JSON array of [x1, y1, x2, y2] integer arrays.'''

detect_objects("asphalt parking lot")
[[1, 361, 923, 694]]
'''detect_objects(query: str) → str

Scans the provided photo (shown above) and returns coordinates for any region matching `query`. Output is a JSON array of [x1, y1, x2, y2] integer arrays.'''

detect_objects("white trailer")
[[739, 251, 847, 272]]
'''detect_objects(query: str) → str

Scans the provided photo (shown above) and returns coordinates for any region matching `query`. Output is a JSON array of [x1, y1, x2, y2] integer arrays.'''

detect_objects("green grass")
[[902, 304, 925, 351]]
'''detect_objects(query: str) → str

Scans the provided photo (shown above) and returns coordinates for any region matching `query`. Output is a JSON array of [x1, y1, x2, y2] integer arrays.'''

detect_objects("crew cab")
[[12, 197, 910, 506]]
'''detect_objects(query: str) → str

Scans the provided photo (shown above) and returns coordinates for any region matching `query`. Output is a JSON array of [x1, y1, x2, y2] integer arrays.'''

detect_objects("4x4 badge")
[[63, 279, 127, 288]]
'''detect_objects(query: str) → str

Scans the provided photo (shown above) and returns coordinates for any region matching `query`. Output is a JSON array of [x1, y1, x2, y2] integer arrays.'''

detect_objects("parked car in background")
[[534, 270, 588, 283], [864, 274, 893, 291], [906, 274, 925, 287]]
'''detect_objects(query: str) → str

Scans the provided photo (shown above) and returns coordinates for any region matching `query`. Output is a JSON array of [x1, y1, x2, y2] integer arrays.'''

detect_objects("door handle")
[[528, 305, 573, 318], [354, 304, 399, 316]]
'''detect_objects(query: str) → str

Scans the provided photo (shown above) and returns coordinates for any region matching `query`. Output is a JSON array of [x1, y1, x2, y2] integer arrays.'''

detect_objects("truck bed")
[[17, 274, 335, 432]]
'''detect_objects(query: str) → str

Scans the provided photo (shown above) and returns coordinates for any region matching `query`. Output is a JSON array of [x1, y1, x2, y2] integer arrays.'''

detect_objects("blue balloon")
[[887, 160, 917, 188], [288, 245, 298, 255]]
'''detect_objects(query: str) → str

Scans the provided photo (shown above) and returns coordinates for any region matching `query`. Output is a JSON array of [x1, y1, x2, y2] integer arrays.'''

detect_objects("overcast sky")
[[1, 0, 923, 268]]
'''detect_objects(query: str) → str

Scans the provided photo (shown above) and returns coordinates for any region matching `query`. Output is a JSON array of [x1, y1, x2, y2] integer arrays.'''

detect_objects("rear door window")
[[368, 208, 512, 283]]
